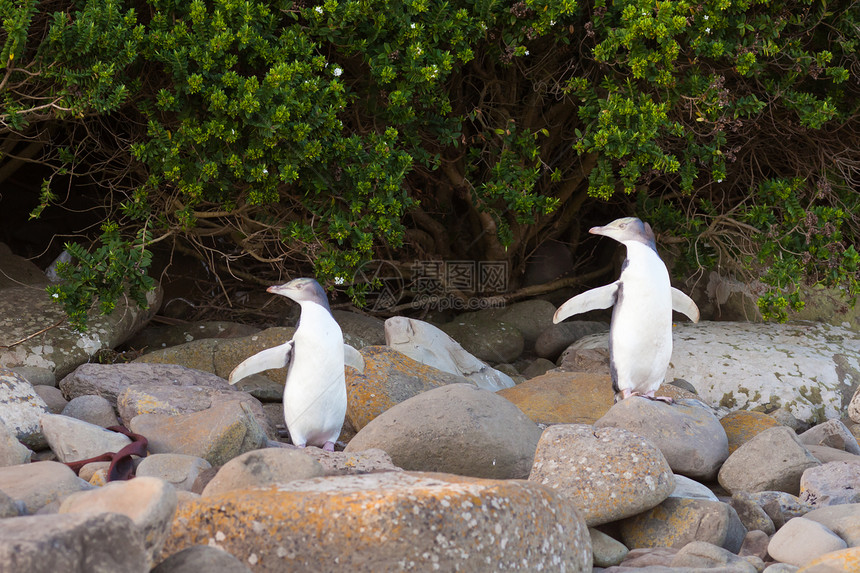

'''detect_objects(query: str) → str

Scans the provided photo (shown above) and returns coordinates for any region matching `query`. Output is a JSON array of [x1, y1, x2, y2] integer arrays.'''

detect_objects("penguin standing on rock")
[[228, 278, 364, 451], [553, 217, 700, 402]]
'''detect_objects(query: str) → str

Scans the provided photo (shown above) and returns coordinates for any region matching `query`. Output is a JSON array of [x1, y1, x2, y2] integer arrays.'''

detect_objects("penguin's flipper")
[[553, 282, 620, 324], [671, 288, 700, 323], [228, 340, 293, 384], [343, 344, 365, 373]]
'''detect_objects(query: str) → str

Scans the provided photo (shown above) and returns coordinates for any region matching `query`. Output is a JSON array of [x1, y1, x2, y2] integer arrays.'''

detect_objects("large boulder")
[[0, 367, 49, 448], [570, 321, 860, 423]]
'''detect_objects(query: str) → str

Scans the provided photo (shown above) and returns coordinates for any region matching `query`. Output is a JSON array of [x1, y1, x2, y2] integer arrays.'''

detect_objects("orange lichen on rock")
[[798, 547, 860, 572], [345, 346, 470, 431], [719, 410, 781, 454], [158, 471, 592, 572]]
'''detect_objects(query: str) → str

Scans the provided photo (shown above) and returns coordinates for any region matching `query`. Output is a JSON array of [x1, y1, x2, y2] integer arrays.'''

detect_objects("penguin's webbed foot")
[[642, 391, 674, 404], [322, 441, 336, 452]]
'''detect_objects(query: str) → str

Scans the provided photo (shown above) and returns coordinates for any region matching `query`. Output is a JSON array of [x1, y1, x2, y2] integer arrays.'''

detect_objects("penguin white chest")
[[609, 244, 674, 394], [284, 303, 347, 447]]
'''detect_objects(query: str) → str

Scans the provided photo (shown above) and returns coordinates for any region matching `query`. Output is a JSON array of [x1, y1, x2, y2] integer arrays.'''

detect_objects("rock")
[[128, 400, 267, 466], [497, 371, 614, 425], [768, 517, 847, 567], [437, 317, 525, 364], [534, 320, 608, 360], [0, 418, 32, 466], [619, 497, 747, 553], [590, 528, 629, 567], [136, 454, 213, 492], [614, 546, 679, 568], [127, 321, 261, 353], [9, 366, 57, 387], [528, 424, 675, 526], [264, 444, 400, 476], [0, 460, 92, 514], [201, 448, 325, 497], [59, 476, 178, 567], [571, 321, 860, 423], [670, 474, 719, 501], [0, 284, 161, 379], [740, 529, 771, 561], [671, 540, 758, 572], [40, 414, 131, 463], [0, 367, 49, 449], [0, 512, 149, 572], [802, 503, 860, 546], [807, 444, 860, 463], [346, 383, 540, 480], [0, 488, 19, 518], [117, 383, 274, 439], [771, 406, 807, 432], [482, 299, 558, 347], [61, 394, 120, 427], [765, 564, 802, 573], [557, 346, 611, 373], [383, 316, 515, 390], [332, 310, 386, 348], [729, 493, 776, 535], [799, 419, 860, 454], [520, 358, 556, 379], [798, 548, 860, 573], [160, 472, 592, 572], [594, 398, 728, 481], [738, 490, 814, 529], [344, 346, 474, 431], [60, 362, 238, 404], [32, 384, 67, 413], [720, 409, 783, 454], [799, 460, 860, 506], [152, 545, 252, 573], [718, 426, 821, 495], [0, 243, 50, 287]]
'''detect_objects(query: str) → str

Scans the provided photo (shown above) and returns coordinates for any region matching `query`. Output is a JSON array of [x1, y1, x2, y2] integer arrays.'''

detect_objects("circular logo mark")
[[351, 259, 404, 312]]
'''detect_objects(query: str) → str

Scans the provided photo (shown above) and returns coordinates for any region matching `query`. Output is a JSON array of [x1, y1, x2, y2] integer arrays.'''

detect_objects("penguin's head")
[[267, 278, 332, 311], [589, 217, 657, 250]]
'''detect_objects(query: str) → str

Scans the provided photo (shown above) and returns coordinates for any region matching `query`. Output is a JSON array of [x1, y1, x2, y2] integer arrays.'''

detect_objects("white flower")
[[314, 6, 323, 14], [262, 168, 268, 175], [704, 15, 709, 20], [334, 276, 345, 285], [52, 293, 59, 298], [705, 27, 710, 33], [524, 50, 530, 56], [717, 179, 723, 183], [333, 67, 343, 77], [411, 23, 416, 29]]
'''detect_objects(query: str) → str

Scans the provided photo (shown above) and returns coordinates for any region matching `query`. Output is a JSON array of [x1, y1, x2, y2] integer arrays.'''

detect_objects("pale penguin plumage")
[[228, 278, 364, 451], [553, 217, 699, 402]]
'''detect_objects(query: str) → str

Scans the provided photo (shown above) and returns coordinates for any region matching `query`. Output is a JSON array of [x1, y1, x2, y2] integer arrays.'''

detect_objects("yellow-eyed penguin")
[[553, 217, 700, 402], [228, 278, 364, 451]]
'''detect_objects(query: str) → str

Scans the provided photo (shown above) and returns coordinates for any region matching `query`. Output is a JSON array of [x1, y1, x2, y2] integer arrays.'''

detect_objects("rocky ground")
[[1, 246, 860, 572]]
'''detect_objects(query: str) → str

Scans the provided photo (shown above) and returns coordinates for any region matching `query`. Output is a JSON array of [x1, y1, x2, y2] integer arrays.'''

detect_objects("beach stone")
[[263, 443, 400, 476], [152, 545, 251, 573], [806, 444, 860, 463], [0, 367, 49, 449], [0, 488, 18, 518], [0, 284, 161, 379], [595, 397, 728, 481], [571, 321, 860, 423], [799, 419, 860, 454], [0, 460, 91, 514], [520, 358, 556, 379], [670, 540, 758, 571], [729, 493, 776, 535], [799, 460, 860, 506], [612, 547, 679, 568], [61, 394, 120, 427], [0, 512, 148, 572], [528, 424, 674, 526], [437, 318, 525, 364], [332, 310, 386, 349], [346, 383, 540, 480], [60, 362, 237, 404], [718, 426, 821, 495], [161, 471, 591, 572], [127, 321, 261, 353], [670, 474, 719, 501], [32, 384, 67, 413], [802, 503, 860, 546], [496, 371, 614, 425], [590, 527, 629, 567], [535, 320, 608, 360], [720, 409, 783, 454], [0, 418, 32, 466], [766, 565, 802, 573], [557, 346, 611, 374], [798, 548, 860, 572], [136, 454, 213, 492], [201, 448, 325, 497], [40, 414, 131, 463], [9, 366, 57, 388], [771, 406, 806, 432], [383, 316, 515, 391], [738, 490, 814, 529], [345, 346, 473, 431], [619, 497, 747, 553], [740, 529, 771, 560], [479, 299, 558, 348], [128, 400, 267, 466], [59, 476, 178, 567], [117, 383, 274, 439], [768, 517, 847, 567]]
